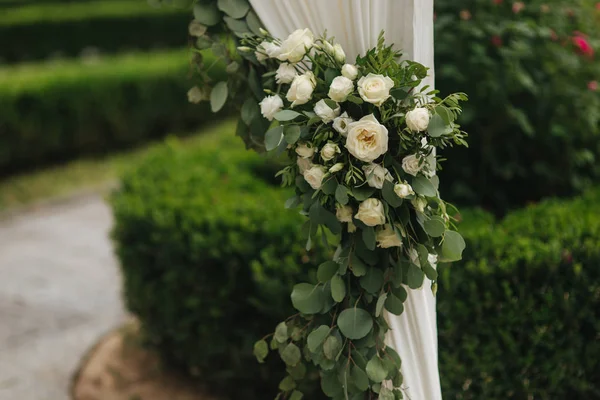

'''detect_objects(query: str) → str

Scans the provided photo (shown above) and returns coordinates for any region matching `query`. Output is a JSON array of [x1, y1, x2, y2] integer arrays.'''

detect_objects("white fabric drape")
[[249, 1, 441, 399]]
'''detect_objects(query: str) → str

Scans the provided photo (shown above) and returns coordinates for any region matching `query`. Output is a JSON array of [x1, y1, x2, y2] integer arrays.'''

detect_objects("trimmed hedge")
[[439, 189, 600, 399], [111, 123, 599, 399], [110, 123, 329, 400], [0, 49, 223, 175], [0, 1, 189, 63]]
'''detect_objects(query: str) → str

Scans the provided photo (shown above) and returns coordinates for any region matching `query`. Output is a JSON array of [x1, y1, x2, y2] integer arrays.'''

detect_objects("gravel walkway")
[[0, 194, 126, 400]]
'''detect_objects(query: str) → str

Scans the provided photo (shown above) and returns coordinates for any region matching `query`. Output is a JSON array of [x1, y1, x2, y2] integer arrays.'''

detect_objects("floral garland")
[[180, 2, 468, 399]]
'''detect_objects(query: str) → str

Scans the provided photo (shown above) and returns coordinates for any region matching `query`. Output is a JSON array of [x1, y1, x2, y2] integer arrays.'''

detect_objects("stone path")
[[0, 194, 126, 400]]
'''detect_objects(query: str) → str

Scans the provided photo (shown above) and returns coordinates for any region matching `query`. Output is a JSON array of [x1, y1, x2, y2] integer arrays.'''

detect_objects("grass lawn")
[[0, 119, 237, 211]]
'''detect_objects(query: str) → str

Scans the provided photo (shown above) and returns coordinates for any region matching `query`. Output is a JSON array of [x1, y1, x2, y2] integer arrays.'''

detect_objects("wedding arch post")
[[248, 1, 441, 398]]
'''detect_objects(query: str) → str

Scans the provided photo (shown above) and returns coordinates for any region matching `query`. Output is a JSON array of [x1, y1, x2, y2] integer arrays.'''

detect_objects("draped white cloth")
[[249, 1, 441, 399]]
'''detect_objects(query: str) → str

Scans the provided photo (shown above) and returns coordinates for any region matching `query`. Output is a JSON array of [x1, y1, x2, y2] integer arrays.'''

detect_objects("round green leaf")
[[366, 356, 388, 383], [318, 261, 339, 282], [323, 335, 341, 360], [279, 375, 296, 391], [362, 226, 376, 251], [291, 283, 325, 314], [335, 185, 349, 205], [246, 10, 262, 36], [281, 343, 301, 366], [330, 275, 346, 303], [428, 113, 447, 137], [274, 322, 288, 343], [412, 176, 437, 197], [288, 362, 306, 380], [375, 293, 388, 318], [423, 216, 446, 237], [253, 340, 268, 363], [284, 125, 301, 145], [274, 110, 302, 121], [384, 293, 405, 316], [351, 365, 370, 391], [241, 98, 259, 125], [217, 0, 250, 18], [442, 231, 466, 262], [379, 387, 395, 400], [223, 16, 250, 35], [407, 264, 425, 289], [290, 390, 304, 400], [210, 81, 228, 112], [193, 2, 221, 26], [338, 308, 373, 340], [265, 126, 283, 151], [359, 267, 384, 294], [307, 325, 330, 352]]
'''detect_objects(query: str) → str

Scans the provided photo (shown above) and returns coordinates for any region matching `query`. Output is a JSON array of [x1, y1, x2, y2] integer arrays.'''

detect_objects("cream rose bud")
[[297, 157, 312, 173], [402, 154, 422, 176], [328, 76, 354, 103], [287, 71, 316, 107], [333, 112, 354, 137], [346, 114, 389, 162], [412, 197, 428, 213], [376, 225, 403, 248], [355, 198, 386, 227], [277, 28, 314, 63], [405, 107, 431, 132], [357, 73, 395, 106], [259, 95, 284, 121], [341, 64, 359, 80], [256, 41, 280, 62], [295, 143, 315, 158], [336, 204, 353, 223], [321, 142, 341, 161], [303, 166, 327, 190], [314, 99, 341, 123], [394, 182, 415, 198], [333, 44, 346, 63], [329, 163, 345, 173], [321, 40, 335, 54], [276, 63, 297, 84], [362, 164, 393, 189]]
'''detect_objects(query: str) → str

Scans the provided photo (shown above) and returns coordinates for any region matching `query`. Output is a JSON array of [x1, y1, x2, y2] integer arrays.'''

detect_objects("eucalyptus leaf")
[[366, 356, 388, 383], [338, 308, 373, 340], [318, 261, 339, 282], [412, 176, 437, 197], [335, 185, 349, 205], [193, 2, 221, 26], [285, 196, 301, 209], [241, 98, 259, 125], [375, 293, 388, 318], [359, 268, 384, 294], [210, 81, 228, 112], [223, 16, 249, 34], [279, 375, 296, 391], [428, 114, 447, 138], [245, 10, 262, 35], [392, 286, 407, 302], [384, 293, 405, 316], [362, 226, 376, 251], [382, 180, 403, 207], [352, 186, 376, 201], [275, 110, 302, 121], [290, 390, 304, 400], [321, 177, 338, 195], [217, 0, 250, 18], [352, 365, 370, 391], [253, 340, 269, 363], [423, 262, 438, 280], [291, 283, 325, 314], [323, 335, 341, 360], [307, 325, 330, 352], [350, 255, 368, 277], [281, 343, 302, 366], [407, 264, 425, 289], [442, 230, 466, 261], [330, 275, 346, 303], [379, 387, 395, 400], [284, 125, 301, 145], [423, 216, 446, 237], [274, 322, 288, 343], [265, 126, 284, 151]]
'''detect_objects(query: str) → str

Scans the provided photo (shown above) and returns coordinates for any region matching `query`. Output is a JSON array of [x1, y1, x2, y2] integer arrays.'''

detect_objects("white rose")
[[377, 225, 403, 248], [357, 73, 395, 106], [297, 157, 312, 173], [402, 154, 422, 176], [276, 63, 298, 84], [187, 86, 206, 104], [314, 99, 341, 123], [328, 76, 354, 103], [329, 163, 345, 173], [362, 164, 393, 189], [412, 197, 428, 213], [355, 198, 386, 227], [277, 28, 314, 63], [333, 43, 346, 63], [405, 107, 431, 132], [321, 142, 341, 161], [256, 41, 280, 62], [345, 114, 389, 162], [342, 64, 359, 80], [287, 71, 316, 107], [259, 95, 284, 121], [394, 182, 415, 198], [295, 143, 315, 159], [303, 166, 326, 190], [333, 112, 354, 137], [336, 204, 353, 223]]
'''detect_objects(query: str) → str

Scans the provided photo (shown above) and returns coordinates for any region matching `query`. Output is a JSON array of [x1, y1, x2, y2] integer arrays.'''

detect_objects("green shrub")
[[0, 0, 188, 63], [110, 123, 329, 399], [439, 188, 600, 399], [0, 49, 224, 175], [435, 0, 600, 212]]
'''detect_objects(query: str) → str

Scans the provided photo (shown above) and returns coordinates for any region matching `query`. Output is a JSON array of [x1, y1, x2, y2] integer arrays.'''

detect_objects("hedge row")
[[0, 49, 223, 175], [0, 0, 189, 63], [110, 126, 600, 399]]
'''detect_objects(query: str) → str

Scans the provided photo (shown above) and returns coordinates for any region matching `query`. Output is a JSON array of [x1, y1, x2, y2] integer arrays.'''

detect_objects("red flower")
[[596, 2, 600, 10], [589, 81, 599, 91], [493, 0, 503, 4], [460, 10, 472, 20], [491, 35, 503, 47], [512, 2, 525, 13], [572, 34, 594, 57]]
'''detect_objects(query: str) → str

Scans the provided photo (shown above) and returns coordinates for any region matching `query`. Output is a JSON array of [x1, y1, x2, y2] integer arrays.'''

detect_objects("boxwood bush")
[[439, 188, 600, 399], [110, 123, 330, 399], [111, 122, 599, 399], [0, 0, 189, 63], [0, 49, 224, 175]]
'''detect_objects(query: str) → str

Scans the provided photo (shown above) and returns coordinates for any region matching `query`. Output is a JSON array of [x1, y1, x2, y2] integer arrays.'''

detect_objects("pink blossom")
[[512, 2, 525, 13], [460, 10, 472, 20], [572, 35, 594, 57], [491, 35, 503, 47], [588, 81, 598, 91]]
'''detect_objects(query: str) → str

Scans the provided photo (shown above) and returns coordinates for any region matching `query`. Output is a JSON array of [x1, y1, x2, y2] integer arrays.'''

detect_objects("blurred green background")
[[0, 0, 598, 399]]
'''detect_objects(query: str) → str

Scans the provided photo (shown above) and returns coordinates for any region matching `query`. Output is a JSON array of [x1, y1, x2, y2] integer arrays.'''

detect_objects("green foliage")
[[435, 0, 600, 212], [110, 131, 330, 400], [0, 49, 225, 175], [439, 188, 600, 399], [0, 0, 189, 62]]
